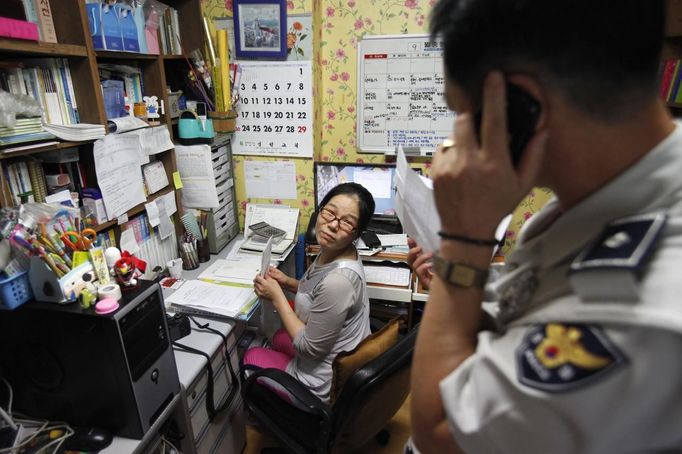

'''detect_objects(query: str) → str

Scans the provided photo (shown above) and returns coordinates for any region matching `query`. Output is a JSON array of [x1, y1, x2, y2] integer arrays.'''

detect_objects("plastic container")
[[0, 271, 33, 310]]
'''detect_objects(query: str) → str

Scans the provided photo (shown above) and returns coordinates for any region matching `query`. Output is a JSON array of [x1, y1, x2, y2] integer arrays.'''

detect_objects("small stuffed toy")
[[113, 251, 147, 291]]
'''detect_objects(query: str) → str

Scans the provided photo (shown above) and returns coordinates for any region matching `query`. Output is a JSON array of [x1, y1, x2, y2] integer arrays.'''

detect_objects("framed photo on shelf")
[[233, 0, 287, 60]]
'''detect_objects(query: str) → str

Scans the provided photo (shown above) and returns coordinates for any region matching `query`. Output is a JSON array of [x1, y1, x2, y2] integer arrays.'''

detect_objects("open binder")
[[239, 204, 299, 255]]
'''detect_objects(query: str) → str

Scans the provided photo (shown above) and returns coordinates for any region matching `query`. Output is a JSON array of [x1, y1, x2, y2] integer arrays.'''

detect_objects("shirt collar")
[[511, 121, 682, 270]]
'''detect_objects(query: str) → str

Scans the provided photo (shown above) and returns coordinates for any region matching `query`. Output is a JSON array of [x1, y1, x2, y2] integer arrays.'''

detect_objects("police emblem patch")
[[516, 323, 625, 392]]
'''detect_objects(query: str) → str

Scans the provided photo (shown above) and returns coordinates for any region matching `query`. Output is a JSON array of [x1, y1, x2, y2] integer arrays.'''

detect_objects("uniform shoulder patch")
[[516, 323, 626, 393]]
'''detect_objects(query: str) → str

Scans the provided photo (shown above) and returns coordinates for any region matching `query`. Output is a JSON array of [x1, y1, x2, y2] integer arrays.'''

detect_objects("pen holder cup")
[[28, 257, 94, 303], [179, 245, 199, 270], [0, 271, 33, 310], [197, 238, 210, 263]]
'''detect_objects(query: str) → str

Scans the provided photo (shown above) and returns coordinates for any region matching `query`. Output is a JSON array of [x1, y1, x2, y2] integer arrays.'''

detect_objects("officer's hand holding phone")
[[431, 71, 549, 240]]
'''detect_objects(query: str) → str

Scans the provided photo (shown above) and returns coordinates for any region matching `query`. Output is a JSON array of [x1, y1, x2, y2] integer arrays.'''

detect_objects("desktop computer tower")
[[0, 282, 180, 439]]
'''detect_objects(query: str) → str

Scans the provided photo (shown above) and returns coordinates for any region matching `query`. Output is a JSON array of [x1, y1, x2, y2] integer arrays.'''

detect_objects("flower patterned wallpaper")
[[201, 0, 552, 252]]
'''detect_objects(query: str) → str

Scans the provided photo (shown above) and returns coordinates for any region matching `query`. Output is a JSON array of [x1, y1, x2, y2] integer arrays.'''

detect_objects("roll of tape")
[[98, 283, 122, 301]]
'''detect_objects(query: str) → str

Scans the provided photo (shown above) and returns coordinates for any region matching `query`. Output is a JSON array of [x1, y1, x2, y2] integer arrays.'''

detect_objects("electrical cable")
[[0, 423, 72, 453], [160, 435, 180, 454], [187, 316, 240, 405], [172, 317, 240, 422], [0, 378, 12, 416]]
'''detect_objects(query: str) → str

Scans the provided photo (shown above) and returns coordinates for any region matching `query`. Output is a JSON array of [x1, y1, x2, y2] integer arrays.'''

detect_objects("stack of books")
[[0, 117, 55, 146], [42, 123, 106, 142]]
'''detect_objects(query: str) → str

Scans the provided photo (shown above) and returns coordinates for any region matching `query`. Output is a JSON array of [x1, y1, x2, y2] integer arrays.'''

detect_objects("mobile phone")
[[474, 83, 541, 167], [196, 102, 207, 119]]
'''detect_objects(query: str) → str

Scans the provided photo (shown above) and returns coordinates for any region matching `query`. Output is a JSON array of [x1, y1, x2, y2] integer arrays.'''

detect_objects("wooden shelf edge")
[[95, 50, 160, 60], [162, 54, 186, 60], [0, 140, 95, 160], [0, 38, 88, 57]]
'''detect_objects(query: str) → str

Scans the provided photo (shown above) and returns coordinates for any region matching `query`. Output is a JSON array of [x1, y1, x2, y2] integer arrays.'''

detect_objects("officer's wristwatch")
[[432, 252, 488, 289]]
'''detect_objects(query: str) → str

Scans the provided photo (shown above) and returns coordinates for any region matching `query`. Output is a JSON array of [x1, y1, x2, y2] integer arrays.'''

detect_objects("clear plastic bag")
[[0, 90, 43, 128]]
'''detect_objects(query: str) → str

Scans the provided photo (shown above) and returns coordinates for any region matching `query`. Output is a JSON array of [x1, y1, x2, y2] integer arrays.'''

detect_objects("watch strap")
[[432, 252, 489, 289]]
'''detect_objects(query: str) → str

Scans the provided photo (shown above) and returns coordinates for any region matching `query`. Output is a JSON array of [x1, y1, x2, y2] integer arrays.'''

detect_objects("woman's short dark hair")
[[319, 182, 375, 236]]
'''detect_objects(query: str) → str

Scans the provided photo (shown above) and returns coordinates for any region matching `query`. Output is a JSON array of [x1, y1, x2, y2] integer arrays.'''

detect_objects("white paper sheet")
[[244, 160, 297, 200], [157, 203, 174, 240], [199, 257, 261, 285], [94, 134, 147, 218], [108, 116, 149, 133], [175, 144, 219, 208], [144, 126, 174, 155], [142, 161, 169, 194], [166, 280, 255, 317], [119, 227, 140, 254], [161, 191, 177, 216], [145, 193, 177, 228], [260, 236, 273, 277], [395, 146, 441, 253]]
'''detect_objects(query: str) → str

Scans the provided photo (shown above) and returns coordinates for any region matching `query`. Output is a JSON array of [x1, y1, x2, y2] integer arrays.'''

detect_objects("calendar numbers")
[[234, 62, 313, 157]]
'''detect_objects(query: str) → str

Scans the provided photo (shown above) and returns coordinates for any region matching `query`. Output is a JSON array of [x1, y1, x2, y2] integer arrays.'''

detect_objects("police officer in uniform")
[[409, 1, 682, 453]]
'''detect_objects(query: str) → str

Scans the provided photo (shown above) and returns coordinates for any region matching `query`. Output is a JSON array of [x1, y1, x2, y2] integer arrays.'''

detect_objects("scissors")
[[60, 228, 97, 251]]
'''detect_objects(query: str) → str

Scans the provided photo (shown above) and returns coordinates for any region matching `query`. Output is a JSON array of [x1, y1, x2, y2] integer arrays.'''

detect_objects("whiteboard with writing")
[[357, 34, 455, 154]]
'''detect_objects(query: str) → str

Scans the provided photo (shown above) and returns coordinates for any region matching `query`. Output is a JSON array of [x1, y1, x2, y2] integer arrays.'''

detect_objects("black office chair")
[[242, 326, 417, 454]]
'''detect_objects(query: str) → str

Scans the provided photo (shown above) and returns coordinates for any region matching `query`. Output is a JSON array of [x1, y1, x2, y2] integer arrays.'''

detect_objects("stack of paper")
[[42, 123, 106, 141], [166, 280, 258, 319], [240, 204, 299, 257]]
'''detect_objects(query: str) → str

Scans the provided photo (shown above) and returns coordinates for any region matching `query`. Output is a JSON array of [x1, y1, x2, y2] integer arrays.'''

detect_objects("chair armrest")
[[244, 368, 332, 419]]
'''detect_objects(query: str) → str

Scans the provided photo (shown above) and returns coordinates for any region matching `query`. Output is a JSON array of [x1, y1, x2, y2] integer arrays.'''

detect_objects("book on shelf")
[[4, 161, 34, 204], [0, 59, 80, 126], [0, 15, 39, 41], [0, 117, 43, 137], [98, 63, 144, 104], [27, 160, 47, 202], [30, 0, 57, 43], [0, 131, 56, 146]]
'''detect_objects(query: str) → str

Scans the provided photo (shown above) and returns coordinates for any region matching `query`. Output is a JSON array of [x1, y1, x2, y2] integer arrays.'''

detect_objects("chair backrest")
[[328, 326, 418, 453]]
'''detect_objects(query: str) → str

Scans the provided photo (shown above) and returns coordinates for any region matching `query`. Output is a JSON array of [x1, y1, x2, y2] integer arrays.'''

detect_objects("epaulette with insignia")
[[569, 211, 667, 302], [516, 323, 626, 392]]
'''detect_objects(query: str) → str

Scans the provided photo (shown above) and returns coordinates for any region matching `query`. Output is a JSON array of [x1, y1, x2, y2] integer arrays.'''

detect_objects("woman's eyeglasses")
[[319, 206, 357, 232]]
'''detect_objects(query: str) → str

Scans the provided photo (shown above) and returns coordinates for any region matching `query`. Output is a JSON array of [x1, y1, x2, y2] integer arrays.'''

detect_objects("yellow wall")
[[202, 0, 552, 252]]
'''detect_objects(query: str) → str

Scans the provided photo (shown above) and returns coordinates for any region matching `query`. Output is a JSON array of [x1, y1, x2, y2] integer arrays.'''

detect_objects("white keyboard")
[[363, 265, 411, 287]]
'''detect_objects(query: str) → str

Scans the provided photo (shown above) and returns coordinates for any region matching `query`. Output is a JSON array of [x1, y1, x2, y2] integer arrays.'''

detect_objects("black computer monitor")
[[314, 163, 397, 218]]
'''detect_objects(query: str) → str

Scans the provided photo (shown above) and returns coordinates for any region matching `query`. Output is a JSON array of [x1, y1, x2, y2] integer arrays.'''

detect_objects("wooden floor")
[[243, 395, 412, 453]]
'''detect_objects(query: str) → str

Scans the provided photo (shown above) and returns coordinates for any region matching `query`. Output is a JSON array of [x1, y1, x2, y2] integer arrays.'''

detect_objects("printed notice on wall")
[[244, 160, 297, 199], [233, 61, 313, 158], [357, 34, 456, 154]]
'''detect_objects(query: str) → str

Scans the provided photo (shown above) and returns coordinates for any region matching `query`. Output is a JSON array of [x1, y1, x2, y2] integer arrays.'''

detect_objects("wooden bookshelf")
[[0, 0, 207, 250]]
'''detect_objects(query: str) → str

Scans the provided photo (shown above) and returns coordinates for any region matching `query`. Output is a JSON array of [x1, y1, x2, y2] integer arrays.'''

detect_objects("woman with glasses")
[[244, 182, 375, 402]]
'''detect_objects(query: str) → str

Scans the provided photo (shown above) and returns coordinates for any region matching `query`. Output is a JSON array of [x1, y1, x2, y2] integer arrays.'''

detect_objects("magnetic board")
[[356, 34, 455, 154]]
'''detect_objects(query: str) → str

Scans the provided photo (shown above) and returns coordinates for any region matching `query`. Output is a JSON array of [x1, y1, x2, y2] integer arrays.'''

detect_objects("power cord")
[[173, 317, 239, 423]]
